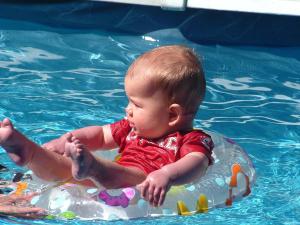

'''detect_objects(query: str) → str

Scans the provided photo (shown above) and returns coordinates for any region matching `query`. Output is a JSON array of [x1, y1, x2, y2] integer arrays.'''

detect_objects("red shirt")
[[110, 119, 214, 174]]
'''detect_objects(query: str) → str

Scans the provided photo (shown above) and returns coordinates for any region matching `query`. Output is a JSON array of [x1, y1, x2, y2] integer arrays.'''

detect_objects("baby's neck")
[[168, 118, 194, 134]]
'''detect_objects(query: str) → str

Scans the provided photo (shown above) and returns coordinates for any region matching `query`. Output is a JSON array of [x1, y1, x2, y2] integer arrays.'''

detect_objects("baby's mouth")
[[129, 122, 135, 129], [132, 126, 136, 131]]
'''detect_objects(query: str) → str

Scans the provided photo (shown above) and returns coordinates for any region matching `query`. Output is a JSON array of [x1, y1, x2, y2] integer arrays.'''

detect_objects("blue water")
[[0, 12, 300, 225]]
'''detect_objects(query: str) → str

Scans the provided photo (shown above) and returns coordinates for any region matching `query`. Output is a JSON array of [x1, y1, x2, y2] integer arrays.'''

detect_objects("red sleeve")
[[110, 118, 131, 147], [180, 131, 214, 165]]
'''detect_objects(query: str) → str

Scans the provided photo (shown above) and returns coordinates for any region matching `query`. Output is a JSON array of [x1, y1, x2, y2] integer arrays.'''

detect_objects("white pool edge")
[[92, 0, 300, 16], [188, 0, 300, 16]]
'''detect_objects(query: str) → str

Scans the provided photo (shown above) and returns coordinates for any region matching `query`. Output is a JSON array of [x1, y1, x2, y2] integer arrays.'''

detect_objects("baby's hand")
[[136, 169, 171, 207]]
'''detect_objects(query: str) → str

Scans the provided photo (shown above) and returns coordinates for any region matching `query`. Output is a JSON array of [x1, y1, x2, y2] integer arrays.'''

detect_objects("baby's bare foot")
[[64, 133, 95, 180], [0, 118, 34, 166]]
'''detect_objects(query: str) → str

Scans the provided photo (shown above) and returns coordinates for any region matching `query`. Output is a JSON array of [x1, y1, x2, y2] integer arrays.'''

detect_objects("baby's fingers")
[[153, 187, 162, 207], [137, 181, 149, 199], [158, 189, 166, 207], [148, 184, 155, 204]]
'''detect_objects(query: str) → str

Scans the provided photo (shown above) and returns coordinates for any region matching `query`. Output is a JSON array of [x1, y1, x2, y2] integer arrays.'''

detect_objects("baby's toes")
[[74, 142, 83, 151], [71, 136, 80, 143], [75, 145, 83, 155], [73, 140, 81, 147], [68, 143, 77, 156], [70, 135, 76, 141]]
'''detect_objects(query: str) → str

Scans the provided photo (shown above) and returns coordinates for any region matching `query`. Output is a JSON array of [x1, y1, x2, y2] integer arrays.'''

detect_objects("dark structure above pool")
[[0, 1, 300, 46]]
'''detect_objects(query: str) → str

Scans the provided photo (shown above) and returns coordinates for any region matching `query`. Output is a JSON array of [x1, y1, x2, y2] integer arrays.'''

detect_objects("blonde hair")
[[126, 45, 206, 114]]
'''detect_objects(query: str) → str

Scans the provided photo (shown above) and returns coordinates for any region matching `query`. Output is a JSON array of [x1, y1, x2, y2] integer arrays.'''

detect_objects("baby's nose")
[[125, 106, 133, 117]]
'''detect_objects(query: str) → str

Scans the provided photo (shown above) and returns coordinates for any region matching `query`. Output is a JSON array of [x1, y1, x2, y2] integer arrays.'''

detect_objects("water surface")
[[0, 16, 299, 225]]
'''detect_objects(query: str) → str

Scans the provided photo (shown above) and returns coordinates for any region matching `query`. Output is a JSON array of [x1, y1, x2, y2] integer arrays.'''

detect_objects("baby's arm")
[[137, 152, 208, 207], [161, 152, 209, 184], [42, 125, 117, 154]]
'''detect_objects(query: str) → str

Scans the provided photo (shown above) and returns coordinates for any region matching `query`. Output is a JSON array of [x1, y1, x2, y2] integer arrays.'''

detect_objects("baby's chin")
[[134, 129, 148, 138], [136, 131, 163, 140], [133, 126, 165, 139]]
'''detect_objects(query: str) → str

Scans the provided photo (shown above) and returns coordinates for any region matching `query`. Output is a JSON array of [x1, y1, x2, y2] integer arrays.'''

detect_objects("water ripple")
[[284, 81, 300, 90], [201, 115, 300, 128], [0, 47, 64, 72], [212, 78, 272, 91], [231, 137, 300, 149]]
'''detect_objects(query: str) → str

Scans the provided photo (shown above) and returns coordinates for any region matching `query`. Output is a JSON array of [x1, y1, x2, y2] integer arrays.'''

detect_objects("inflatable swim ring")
[[9, 131, 256, 220]]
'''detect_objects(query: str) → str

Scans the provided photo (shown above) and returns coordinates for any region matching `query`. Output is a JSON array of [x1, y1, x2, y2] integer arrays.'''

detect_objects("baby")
[[0, 45, 213, 207]]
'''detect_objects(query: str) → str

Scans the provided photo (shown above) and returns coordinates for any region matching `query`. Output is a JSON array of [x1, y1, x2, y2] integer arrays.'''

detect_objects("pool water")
[[0, 6, 300, 225]]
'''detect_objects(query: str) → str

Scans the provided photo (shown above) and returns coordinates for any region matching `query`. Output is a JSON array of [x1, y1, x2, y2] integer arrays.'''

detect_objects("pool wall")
[[0, 1, 300, 46]]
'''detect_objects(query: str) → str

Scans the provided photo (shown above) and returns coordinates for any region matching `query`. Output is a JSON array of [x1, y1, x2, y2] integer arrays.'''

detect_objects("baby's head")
[[124, 45, 205, 138], [126, 45, 205, 116]]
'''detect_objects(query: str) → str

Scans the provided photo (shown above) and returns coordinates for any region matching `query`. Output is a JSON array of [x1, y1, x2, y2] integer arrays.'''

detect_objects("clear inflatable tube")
[[20, 131, 255, 220]]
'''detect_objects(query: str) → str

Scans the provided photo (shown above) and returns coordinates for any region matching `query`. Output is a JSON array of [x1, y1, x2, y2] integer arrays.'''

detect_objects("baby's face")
[[124, 76, 171, 139]]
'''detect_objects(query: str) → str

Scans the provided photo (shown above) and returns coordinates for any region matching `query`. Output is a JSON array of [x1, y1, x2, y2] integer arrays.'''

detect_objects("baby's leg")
[[0, 118, 73, 182], [65, 134, 146, 189]]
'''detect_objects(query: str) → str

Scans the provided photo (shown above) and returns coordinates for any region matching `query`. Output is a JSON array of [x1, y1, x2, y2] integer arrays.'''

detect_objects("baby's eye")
[[128, 99, 142, 108], [133, 102, 142, 108]]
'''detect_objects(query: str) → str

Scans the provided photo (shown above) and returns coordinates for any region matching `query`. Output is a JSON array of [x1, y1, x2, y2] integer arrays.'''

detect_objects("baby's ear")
[[168, 104, 182, 126]]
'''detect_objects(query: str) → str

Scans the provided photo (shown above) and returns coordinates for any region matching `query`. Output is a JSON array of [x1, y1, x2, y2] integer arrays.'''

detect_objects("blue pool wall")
[[0, 1, 300, 46]]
